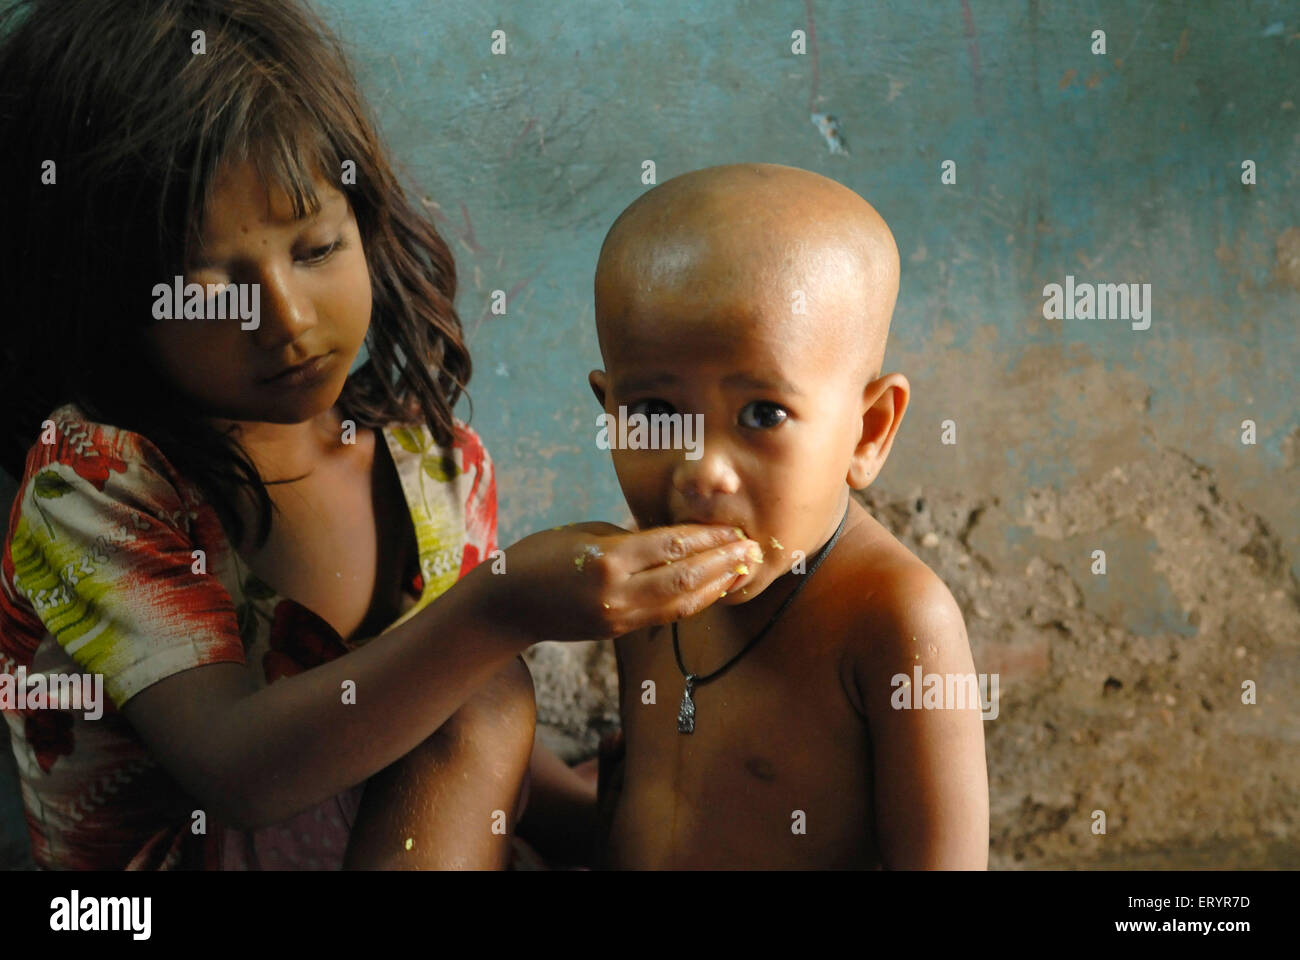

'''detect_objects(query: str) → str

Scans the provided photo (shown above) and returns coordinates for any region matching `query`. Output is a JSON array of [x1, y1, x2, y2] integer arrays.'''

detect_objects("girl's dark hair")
[[0, 0, 472, 550]]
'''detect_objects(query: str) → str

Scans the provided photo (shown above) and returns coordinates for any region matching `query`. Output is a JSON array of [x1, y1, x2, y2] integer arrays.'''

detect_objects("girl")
[[0, 0, 764, 869]]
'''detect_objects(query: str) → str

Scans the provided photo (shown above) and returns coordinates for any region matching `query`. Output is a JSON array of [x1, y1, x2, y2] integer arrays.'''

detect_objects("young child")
[[590, 163, 990, 869], [0, 0, 762, 870]]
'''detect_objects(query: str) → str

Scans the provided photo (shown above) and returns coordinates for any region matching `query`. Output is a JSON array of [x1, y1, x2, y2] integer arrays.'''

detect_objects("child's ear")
[[588, 370, 609, 408], [847, 372, 910, 488]]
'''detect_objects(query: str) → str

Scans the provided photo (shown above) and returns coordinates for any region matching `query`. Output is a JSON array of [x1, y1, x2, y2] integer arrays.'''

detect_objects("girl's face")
[[143, 159, 371, 427]]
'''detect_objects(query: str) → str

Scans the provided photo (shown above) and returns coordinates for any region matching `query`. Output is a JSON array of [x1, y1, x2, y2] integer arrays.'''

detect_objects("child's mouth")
[[678, 515, 747, 535]]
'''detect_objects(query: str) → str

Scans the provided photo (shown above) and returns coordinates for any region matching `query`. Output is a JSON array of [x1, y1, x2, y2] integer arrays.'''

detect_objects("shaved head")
[[595, 163, 900, 384]]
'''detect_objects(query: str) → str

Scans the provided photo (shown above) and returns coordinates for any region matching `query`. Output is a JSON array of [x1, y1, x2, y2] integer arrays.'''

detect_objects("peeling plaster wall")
[[1, 0, 1296, 869]]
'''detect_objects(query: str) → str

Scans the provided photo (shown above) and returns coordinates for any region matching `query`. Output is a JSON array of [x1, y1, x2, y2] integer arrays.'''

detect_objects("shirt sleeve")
[[6, 430, 245, 709], [453, 421, 498, 573]]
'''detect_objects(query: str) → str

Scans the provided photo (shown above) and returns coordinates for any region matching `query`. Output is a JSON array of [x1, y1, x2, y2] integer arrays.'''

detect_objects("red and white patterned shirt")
[[0, 403, 496, 869]]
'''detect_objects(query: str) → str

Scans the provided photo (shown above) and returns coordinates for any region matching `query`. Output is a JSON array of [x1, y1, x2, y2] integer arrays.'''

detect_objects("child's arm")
[[854, 569, 990, 869], [515, 738, 599, 866], [509, 633, 632, 866]]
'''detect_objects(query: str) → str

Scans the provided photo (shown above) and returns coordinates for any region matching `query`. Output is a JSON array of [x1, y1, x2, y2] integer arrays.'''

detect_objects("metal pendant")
[[677, 674, 698, 734]]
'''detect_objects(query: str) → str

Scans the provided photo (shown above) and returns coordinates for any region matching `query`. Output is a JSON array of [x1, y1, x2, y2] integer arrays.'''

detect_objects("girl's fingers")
[[616, 523, 755, 574], [618, 538, 759, 630], [636, 563, 743, 632]]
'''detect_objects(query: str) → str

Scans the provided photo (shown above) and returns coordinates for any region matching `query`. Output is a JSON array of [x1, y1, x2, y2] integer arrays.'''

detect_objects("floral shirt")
[[0, 403, 496, 869]]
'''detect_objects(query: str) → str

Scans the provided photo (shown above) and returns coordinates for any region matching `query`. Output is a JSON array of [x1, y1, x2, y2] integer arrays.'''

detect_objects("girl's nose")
[[248, 263, 316, 348]]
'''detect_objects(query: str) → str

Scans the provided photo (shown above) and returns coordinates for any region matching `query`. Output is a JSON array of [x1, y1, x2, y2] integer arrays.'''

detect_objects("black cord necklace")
[[672, 501, 851, 733]]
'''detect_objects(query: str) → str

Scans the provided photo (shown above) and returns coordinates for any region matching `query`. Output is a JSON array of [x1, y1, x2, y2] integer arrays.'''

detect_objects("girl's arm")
[[123, 522, 761, 831], [123, 560, 526, 830]]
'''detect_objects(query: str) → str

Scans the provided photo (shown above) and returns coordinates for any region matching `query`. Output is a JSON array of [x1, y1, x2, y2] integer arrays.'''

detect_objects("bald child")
[[588, 163, 989, 869]]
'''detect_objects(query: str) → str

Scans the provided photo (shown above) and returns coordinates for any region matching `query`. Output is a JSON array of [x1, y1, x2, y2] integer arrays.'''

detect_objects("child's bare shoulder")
[[829, 508, 972, 709]]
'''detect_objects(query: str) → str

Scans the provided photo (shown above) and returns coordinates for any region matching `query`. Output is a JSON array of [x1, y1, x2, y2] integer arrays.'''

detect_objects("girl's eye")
[[301, 239, 342, 264], [627, 398, 676, 418], [738, 401, 788, 429]]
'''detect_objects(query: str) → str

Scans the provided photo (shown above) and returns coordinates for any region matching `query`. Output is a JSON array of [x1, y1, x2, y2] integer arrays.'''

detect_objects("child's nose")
[[672, 442, 741, 500]]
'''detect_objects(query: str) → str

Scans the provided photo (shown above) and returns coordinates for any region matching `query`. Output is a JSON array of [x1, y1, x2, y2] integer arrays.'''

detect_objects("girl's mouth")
[[261, 352, 334, 387]]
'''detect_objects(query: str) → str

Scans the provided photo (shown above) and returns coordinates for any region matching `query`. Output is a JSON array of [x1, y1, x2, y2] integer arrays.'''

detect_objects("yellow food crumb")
[[404, 837, 414, 851], [734, 564, 749, 575], [769, 537, 784, 551]]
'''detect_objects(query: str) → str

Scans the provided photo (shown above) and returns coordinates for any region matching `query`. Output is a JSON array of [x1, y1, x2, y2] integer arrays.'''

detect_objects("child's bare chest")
[[611, 620, 879, 868], [237, 430, 418, 645]]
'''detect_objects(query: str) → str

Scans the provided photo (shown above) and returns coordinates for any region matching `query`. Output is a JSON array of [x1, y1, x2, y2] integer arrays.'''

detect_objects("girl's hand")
[[484, 522, 765, 643]]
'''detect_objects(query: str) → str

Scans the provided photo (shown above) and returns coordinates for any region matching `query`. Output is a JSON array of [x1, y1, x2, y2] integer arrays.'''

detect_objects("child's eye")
[[627, 398, 676, 418], [738, 401, 788, 429]]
